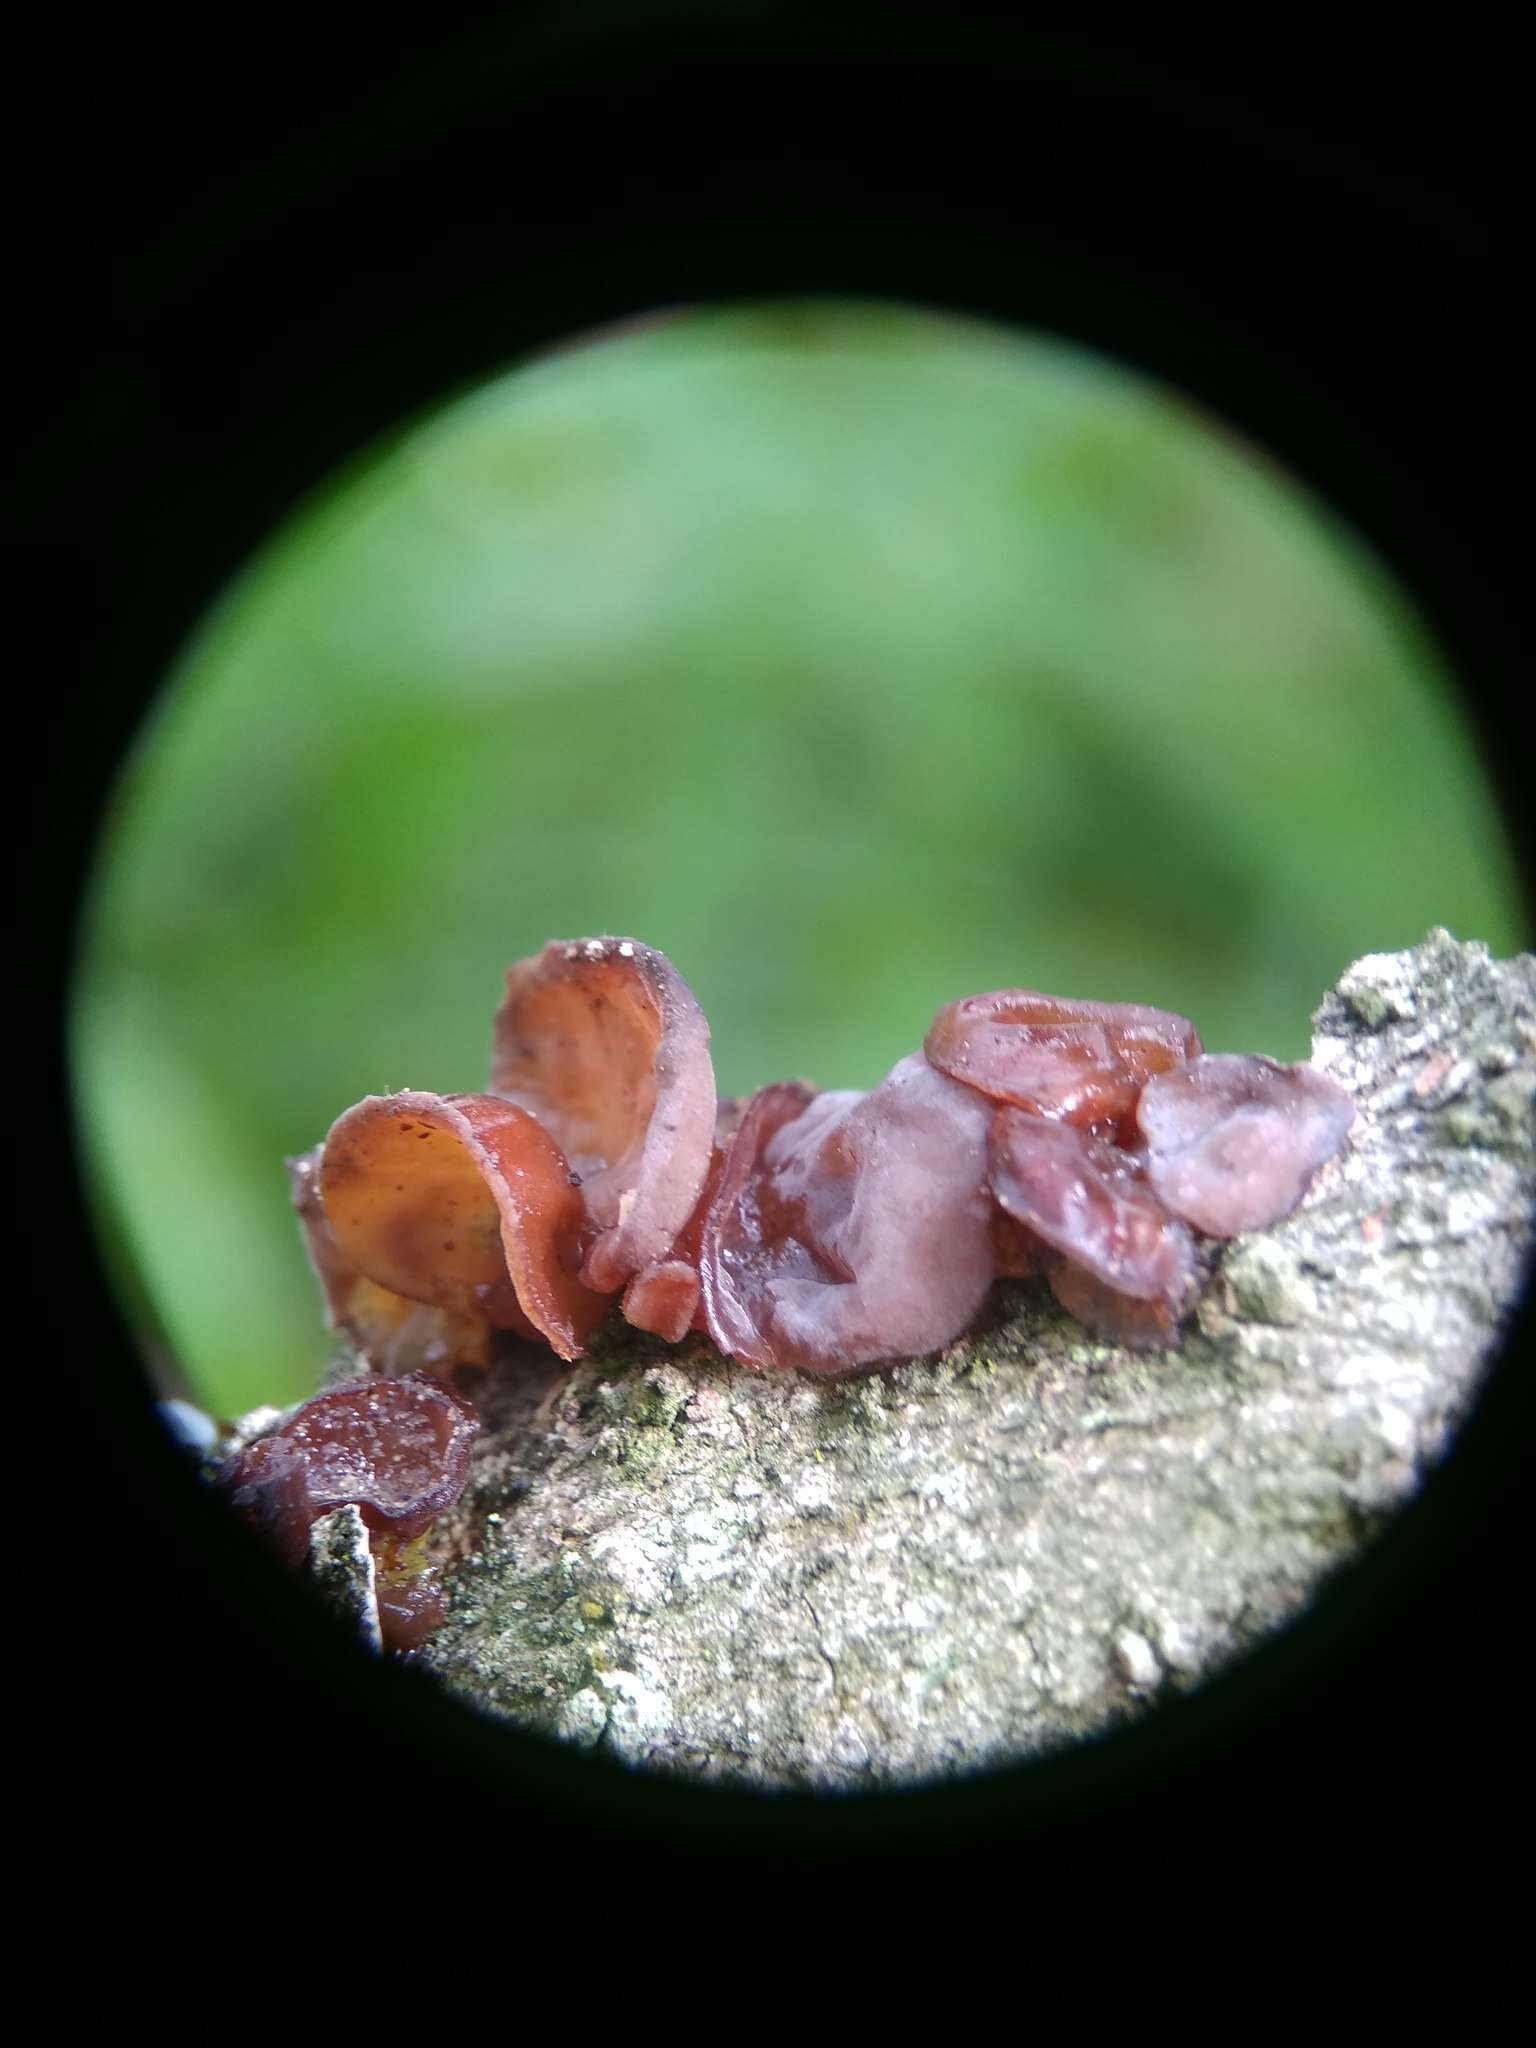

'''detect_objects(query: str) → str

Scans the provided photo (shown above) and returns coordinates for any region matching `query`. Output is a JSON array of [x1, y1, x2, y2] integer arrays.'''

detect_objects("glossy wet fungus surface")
[[221, 1374, 479, 1648], [220, 936, 1354, 1645]]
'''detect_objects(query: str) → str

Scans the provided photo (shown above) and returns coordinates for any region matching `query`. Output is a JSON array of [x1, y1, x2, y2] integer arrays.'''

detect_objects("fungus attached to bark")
[[372, 1534, 452, 1653], [987, 1108, 1199, 1348], [221, 1375, 479, 1572], [988, 1110, 1198, 1304], [699, 1058, 996, 1373], [289, 939, 1355, 1391], [260, 938, 1366, 1653], [619, 1096, 749, 1341], [1135, 1053, 1356, 1238]]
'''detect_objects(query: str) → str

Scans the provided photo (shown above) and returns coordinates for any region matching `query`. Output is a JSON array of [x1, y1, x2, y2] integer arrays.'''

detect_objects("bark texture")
[[301, 931, 1535, 1786]]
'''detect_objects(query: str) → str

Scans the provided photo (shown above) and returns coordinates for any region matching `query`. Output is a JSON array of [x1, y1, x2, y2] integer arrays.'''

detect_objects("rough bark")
[[288, 931, 1533, 1787]]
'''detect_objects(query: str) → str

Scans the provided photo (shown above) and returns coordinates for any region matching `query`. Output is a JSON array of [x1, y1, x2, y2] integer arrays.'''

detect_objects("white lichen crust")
[[310, 931, 1532, 1786], [308, 1504, 382, 1654]]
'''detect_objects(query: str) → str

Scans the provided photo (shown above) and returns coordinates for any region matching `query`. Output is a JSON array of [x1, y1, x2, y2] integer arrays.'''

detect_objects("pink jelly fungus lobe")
[[988, 1107, 1198, 1310], [1135, 1053, 1355, 1237], [700, 1057, 995, 1373]]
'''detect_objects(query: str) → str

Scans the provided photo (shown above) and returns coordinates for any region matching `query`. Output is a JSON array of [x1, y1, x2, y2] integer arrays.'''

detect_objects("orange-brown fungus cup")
[[318, 1090, 608, 1361], [288, 1148, 496, 1374], [490, 937, 717, 1294]]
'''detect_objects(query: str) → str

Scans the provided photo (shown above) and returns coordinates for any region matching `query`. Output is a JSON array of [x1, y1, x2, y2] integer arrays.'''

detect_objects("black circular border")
[[42, 10, 1530, 1935]]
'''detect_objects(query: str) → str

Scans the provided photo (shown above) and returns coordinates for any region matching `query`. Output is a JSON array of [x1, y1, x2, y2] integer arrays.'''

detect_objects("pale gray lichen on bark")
[[308, 1505, 382, 1654], [276, 931, 1536, 1788]]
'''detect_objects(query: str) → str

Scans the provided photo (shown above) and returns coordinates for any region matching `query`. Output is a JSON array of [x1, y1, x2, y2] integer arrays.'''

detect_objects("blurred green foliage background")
[[72, 300, 1526, 1416]]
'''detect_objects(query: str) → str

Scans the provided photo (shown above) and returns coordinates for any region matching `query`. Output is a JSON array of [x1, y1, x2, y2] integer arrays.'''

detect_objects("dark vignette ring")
[[46, 12, 1530, 1922]]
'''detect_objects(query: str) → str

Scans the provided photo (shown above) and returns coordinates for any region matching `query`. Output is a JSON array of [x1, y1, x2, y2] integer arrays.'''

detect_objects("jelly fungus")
[[288, 1148, 496, 1376], [221, 1375, 479, 1572], [988, 1110, 1198, 1305], [292, 938, 1354, 1379], [318, 1089, 608, 1360], [1135, 1053, 1356, 1238], [699, 1058, 996, 1373], [490, 937, 717, 1293], [988, 1109, 1199, 1347], [620, 1097, 748, 1342], [372, 1535, 451, 1653], [256, 943, 1358, 1650], [925, 990, 1201, 1138]]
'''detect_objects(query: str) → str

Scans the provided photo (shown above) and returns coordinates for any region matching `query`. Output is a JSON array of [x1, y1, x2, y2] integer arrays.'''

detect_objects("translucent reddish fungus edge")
[[291, 939, 1355, 1380], [1135, 1053, 1357, 1239], [698, 1059, 996, 1374], [490, 937, 717, 1294], [925, 989, 1202, 1138], [220, 1375, 479, 1650], [317, 1089, 608, 1361], [987, 1109, 1200, 1352]]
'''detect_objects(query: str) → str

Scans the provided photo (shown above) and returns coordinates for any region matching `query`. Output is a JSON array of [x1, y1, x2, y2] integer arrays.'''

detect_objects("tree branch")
[[297, 930, 1535, 1786]]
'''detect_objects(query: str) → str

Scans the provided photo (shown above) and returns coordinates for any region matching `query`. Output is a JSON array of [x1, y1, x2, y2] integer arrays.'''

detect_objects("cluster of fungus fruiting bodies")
[[227, 936, 1353, 1639]]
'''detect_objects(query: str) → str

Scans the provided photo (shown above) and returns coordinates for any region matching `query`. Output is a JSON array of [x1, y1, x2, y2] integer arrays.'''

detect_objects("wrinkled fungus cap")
[[988, 1108, 1198, 1307], [701, 1058, 995, 1373], [925, 989, 1202, 1133], [222, 1374, 480, 1559], [1136, 1053, 1356, 1238]]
